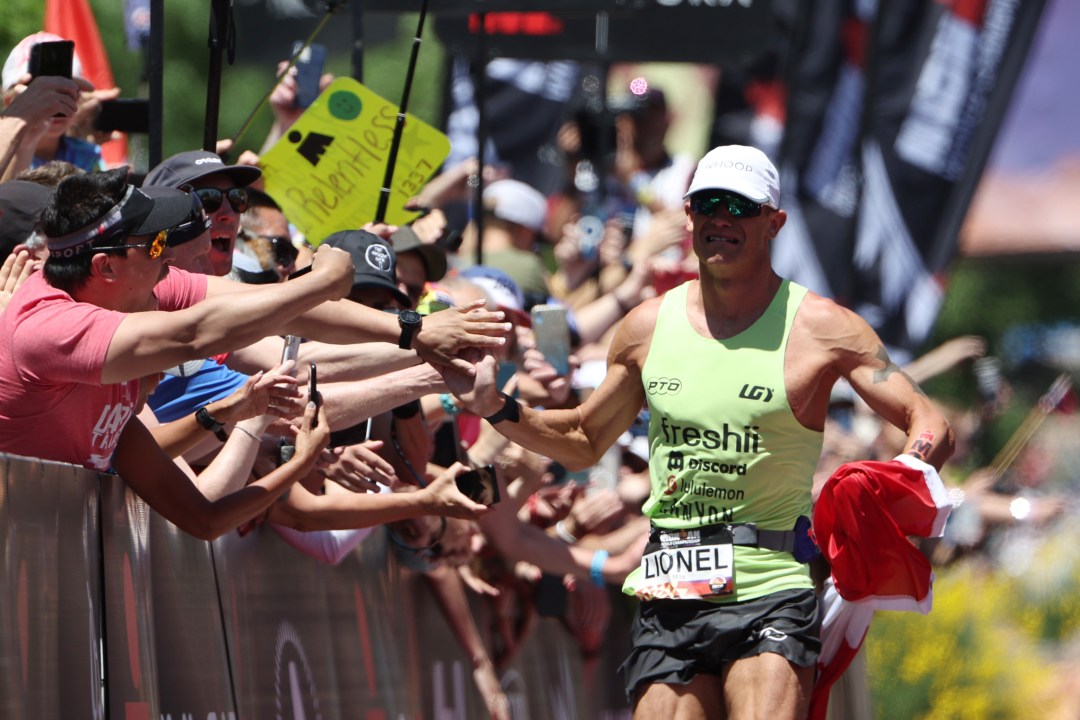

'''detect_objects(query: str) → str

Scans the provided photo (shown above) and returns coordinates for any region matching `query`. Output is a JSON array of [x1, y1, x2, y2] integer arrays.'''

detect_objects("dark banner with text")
[[775, 0, 1046, 356]]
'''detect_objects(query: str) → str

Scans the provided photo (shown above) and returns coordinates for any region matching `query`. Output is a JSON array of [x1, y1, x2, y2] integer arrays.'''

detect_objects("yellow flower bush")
[[865, 522, 1080, 719]]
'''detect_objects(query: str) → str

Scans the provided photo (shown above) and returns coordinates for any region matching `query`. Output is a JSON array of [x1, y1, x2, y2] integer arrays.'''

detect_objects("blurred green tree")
[[4, 3, 444, 168]]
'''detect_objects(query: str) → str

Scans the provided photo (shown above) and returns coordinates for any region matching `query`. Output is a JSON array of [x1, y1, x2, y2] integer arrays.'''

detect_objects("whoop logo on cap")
[[685, 144, 781, 208], [365, 242, 392, 272]]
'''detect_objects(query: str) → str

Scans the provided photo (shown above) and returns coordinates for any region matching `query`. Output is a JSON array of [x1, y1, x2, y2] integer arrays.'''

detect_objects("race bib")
[[634, 527, 735, 601]]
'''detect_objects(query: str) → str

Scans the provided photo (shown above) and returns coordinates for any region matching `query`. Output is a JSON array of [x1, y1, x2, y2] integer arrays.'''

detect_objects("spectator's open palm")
[[0, 248, 39, 314]]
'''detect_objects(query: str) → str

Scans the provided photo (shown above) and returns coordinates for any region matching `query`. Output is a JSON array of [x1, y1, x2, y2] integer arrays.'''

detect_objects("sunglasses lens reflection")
[[195, 187, 249, 213]]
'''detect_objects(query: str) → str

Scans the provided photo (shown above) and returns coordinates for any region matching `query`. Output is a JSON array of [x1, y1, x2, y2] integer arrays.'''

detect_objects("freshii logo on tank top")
[[657, 414, 761, 454]]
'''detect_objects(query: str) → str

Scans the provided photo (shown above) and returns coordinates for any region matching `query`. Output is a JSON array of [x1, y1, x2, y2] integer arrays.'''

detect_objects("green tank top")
[[622, 280, 823, 602]]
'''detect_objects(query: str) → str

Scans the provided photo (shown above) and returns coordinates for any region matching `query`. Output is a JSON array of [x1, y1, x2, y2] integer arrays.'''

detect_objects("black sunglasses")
[[690, 191, 764, 219], [193, 186, 249, 214], [240, 230, 299, 265], [94, 229, 169, 259]]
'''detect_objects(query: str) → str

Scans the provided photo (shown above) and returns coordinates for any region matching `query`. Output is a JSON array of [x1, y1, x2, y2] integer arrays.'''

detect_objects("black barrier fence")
[[0, 453, 635, 719]]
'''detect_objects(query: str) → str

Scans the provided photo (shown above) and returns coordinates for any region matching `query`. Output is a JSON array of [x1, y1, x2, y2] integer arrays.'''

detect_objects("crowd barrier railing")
[[0, 452, 636, 719]]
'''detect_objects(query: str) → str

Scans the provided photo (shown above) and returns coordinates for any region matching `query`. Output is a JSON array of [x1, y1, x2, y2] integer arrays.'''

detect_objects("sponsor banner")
[[772, 0, 867, 308], [212, 527, 343, 720], [149, 512, 236, 720], [776, 0, 1047, 355], [0, 456, 103, 719], [100, 476, 161, 718], [0, 454, 640, 718], [323, 529, 424, 718], [852, 0, 1047, 353], [443, 57, 580, 195], [432, 3, 773, 65]]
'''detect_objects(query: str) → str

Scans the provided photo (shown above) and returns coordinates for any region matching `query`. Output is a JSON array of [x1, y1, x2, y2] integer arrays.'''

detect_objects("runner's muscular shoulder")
[[784, 292, 876, 428], [607, 294, 661, 375], [574, 295, 659, 431]]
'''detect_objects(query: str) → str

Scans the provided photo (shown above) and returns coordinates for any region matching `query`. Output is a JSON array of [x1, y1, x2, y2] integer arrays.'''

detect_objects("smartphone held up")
[[455, 465, 500, 505], [530, 304, 571, 377], [308, 362, 320, 427], [291, 41, 326, 109], [28, 40, 74, 80]]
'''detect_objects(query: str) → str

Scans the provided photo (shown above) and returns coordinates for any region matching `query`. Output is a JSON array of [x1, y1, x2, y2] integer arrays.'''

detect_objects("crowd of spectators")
[[1, 30, 1075, 719]]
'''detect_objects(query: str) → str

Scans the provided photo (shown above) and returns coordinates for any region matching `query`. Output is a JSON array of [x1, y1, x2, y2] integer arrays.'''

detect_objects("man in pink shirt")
[[0, 169, 510, 539], [0, 168, 356, 537]]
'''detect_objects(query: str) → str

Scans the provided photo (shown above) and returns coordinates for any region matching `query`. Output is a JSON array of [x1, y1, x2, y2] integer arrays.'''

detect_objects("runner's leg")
[[633, 674, 726, 720], [721, 653, 812, 720]]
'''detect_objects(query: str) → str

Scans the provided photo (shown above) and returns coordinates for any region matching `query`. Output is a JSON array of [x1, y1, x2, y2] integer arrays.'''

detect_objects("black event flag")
[[774, 0, 1047, 357]]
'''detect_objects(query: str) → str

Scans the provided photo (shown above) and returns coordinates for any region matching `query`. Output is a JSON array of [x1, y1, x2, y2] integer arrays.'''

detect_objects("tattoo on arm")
[[909, 430, 936, 462], [871, 346, 927, 397]]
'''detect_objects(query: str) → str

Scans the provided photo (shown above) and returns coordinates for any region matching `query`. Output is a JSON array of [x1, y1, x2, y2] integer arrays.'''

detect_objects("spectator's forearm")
[[0, 115, 36, 182], [321, 364, 446, 431]]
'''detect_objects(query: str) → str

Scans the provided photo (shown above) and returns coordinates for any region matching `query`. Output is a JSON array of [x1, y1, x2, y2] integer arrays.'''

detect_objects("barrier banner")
[[213, 525, 349, 720], [0, 454, 642, 719], [0, 455, 103, 719], [100, 476, 161, 719], [323, 530, 424, 718], [148, 512, 236, 720]]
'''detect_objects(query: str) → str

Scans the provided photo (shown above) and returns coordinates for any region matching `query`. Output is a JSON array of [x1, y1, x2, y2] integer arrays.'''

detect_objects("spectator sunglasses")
[[690, 190, 765, 219], [95, 228, 170, 259], [192, 186, 250, 214], [239, 229, 299, 266]]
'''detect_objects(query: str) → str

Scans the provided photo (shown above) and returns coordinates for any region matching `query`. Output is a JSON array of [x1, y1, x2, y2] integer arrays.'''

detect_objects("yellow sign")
[[260, 77, 451, 245]]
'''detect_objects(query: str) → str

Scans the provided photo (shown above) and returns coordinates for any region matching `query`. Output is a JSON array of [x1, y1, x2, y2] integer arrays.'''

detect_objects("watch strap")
[[195, 406, 229, 442], [484, 392, 521, 424], [398, 311, 422, 350]]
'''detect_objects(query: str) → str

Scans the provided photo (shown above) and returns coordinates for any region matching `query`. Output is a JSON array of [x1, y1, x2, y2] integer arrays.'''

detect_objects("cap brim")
[[184, 164, 262, 189], [133, 188, 196, 236], [683, 182, 772, 205], [392, 227, 448, 281]]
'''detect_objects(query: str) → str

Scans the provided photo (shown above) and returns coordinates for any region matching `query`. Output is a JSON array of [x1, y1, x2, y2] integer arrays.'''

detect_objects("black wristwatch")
[[195, 406, 228, 442], [398, 309, 423, 350], [484, 392, 521, 424]]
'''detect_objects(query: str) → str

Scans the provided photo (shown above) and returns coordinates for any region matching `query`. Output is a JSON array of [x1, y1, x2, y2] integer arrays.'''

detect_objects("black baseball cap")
[[0, 180, 52, 259], [322, 230, 410, 308], [143, 150, 262, 189], [45, 183, 195, 258], [390, 225, 448, 282]]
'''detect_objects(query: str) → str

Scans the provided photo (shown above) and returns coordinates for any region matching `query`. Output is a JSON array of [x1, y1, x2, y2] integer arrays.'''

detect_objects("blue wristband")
[[590, 549, 609, 587], [439, 393, 460, 417]]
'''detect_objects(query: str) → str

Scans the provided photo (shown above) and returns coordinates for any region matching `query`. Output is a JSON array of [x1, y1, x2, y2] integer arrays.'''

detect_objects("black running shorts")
[[619, 588, 821, 701]]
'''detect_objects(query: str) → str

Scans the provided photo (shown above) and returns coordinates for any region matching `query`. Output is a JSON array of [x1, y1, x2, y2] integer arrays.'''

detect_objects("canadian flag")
[[809, 455, 952, 720], [45, 0, 127, 167]]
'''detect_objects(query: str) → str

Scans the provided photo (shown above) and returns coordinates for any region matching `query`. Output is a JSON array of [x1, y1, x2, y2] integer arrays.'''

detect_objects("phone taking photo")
[[93, 98, 150, 133], [291, 41, 326, 109], [530, 304, 571, 377], [29, 40, 74, 80], [308, 362, 319, 427], [455, 465, 500, 505]]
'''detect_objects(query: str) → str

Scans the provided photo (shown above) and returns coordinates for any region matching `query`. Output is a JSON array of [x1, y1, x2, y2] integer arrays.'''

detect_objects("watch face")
[[400, 310, 422, 325]]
